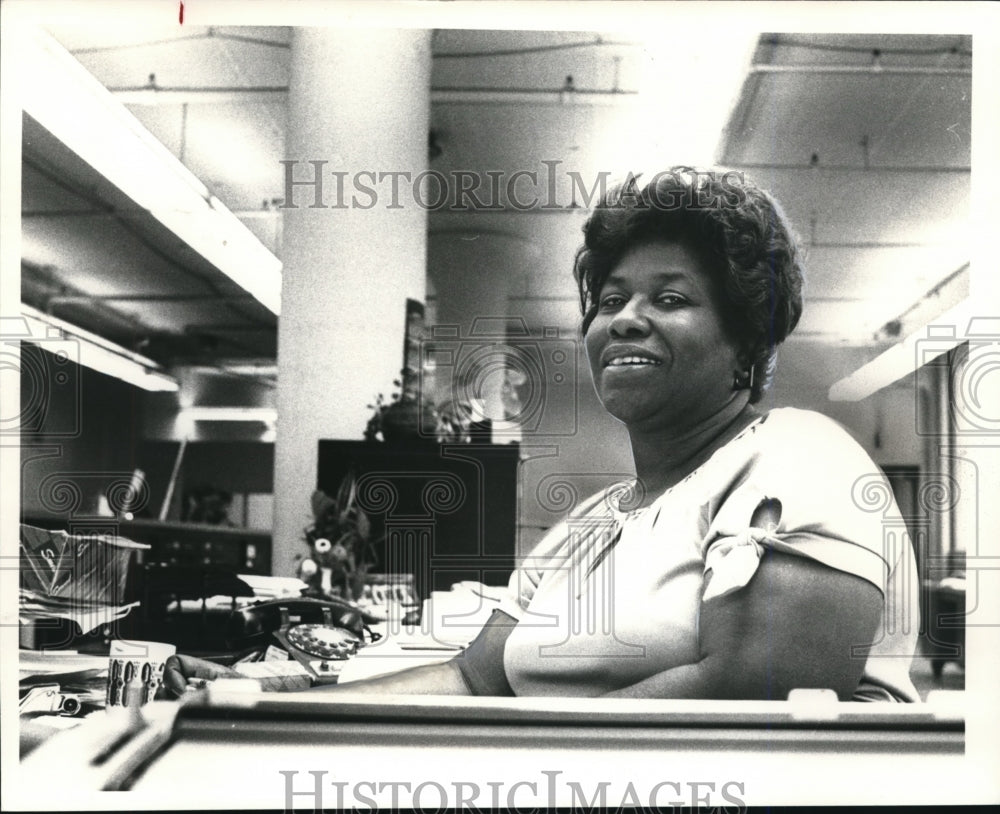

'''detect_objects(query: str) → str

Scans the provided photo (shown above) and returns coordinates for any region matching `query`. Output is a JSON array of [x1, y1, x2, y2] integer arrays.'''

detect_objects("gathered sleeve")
[[700, 412, 895, 602]]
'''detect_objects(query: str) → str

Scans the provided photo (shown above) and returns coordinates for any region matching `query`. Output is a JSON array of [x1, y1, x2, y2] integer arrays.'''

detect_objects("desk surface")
[[17, 689, 967, 807]]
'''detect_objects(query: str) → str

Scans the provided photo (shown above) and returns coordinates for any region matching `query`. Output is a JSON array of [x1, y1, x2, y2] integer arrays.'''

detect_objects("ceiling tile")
[[54, 25, 290, 89], [803, 244, 968, 301], [727, 72, 970, 168], [733, 167, 969, 245]]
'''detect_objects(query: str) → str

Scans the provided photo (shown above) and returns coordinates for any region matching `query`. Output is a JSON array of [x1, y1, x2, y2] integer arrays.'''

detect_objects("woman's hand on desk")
[[162, 654, 477, 697], [162, 654, 242, 698]]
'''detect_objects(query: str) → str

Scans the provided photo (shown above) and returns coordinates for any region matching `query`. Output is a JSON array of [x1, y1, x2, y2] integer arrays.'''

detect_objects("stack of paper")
[[236, 574, 310, 600]]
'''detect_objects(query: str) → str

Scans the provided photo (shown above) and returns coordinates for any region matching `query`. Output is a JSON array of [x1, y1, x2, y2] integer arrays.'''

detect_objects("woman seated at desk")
[[167, 168, 919, 703]]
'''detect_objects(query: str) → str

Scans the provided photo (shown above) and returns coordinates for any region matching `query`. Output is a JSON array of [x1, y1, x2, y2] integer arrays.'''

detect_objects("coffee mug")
[[106, 640, 176, 708]]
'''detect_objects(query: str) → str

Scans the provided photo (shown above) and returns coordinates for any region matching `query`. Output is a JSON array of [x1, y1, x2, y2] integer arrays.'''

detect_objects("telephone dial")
[[226, 597, 383, 682]]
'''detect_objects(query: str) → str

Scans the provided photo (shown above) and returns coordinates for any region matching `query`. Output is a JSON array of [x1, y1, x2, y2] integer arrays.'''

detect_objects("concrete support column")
[[273, 29, 431, 576], [427, 232, 542, 421]]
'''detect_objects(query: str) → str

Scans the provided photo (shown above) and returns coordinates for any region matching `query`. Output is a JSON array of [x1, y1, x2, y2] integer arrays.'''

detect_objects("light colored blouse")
[[500, 407, 920, 701]]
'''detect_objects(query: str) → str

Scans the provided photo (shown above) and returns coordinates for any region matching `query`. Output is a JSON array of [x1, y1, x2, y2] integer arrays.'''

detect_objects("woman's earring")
[[732, 364, 755, 391]]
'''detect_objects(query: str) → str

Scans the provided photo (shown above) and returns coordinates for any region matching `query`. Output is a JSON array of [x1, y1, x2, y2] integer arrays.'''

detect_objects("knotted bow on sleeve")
[[703, 497, 782, 601]]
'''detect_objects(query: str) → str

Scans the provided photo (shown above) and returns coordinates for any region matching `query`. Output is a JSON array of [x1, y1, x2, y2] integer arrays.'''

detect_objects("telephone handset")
[[227, 597, 383, 682]]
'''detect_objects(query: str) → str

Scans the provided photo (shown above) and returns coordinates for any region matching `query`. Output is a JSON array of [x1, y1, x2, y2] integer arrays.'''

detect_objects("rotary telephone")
[[226, 596, 383, 683]]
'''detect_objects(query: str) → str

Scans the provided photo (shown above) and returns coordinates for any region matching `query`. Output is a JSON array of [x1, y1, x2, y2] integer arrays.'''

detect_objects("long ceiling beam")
[[727, 162, 969, 174], [109, 85, 640, 106], [829, 268, 971, 402], [751, 64, 970, 77], [21, 27, 283, 315]]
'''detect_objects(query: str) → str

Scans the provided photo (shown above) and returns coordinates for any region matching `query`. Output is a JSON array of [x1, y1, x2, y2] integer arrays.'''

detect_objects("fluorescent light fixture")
[[829, 298, 971, 402], [189, 363, 279, 378], [20, 304, 179, 392], [21, 27, 282, 315], [180, 406, 278, 423], [221, 364, 278, 377]]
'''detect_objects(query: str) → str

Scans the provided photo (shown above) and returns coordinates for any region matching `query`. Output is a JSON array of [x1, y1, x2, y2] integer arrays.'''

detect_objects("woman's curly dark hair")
[[573, 167, 805, 403]]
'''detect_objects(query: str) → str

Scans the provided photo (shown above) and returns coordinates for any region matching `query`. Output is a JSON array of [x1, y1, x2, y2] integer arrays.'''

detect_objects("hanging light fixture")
[[19, 304, 179, 392]]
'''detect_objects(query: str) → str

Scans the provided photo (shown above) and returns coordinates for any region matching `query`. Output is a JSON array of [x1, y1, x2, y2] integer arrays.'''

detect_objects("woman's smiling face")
[[584, 239, 746, 433]]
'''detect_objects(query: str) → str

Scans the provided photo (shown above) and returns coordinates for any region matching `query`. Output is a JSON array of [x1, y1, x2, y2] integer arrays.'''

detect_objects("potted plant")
[[364, 367, 438, 443], [297, 470, 380, 602]]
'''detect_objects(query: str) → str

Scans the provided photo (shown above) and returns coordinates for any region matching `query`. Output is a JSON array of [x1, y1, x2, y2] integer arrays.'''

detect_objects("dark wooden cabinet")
[[317, 440, 520, 596], [922, 580, 966, 678]]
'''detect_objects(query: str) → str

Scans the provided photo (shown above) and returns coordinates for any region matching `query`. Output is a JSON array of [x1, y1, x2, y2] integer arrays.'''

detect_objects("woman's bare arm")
[[315, 609, 519, 695], [164, 610, 518, 697], [314, 659, 472, 694], [603, 550, 883, 700]]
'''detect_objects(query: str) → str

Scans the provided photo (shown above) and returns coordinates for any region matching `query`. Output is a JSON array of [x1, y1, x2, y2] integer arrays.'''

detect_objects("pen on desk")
[[397, 644, 463, 651]]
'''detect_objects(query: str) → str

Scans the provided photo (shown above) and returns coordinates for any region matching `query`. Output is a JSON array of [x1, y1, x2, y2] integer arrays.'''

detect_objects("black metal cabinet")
[[317, 440, 520, 596], [922, 580, 966, 678]]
